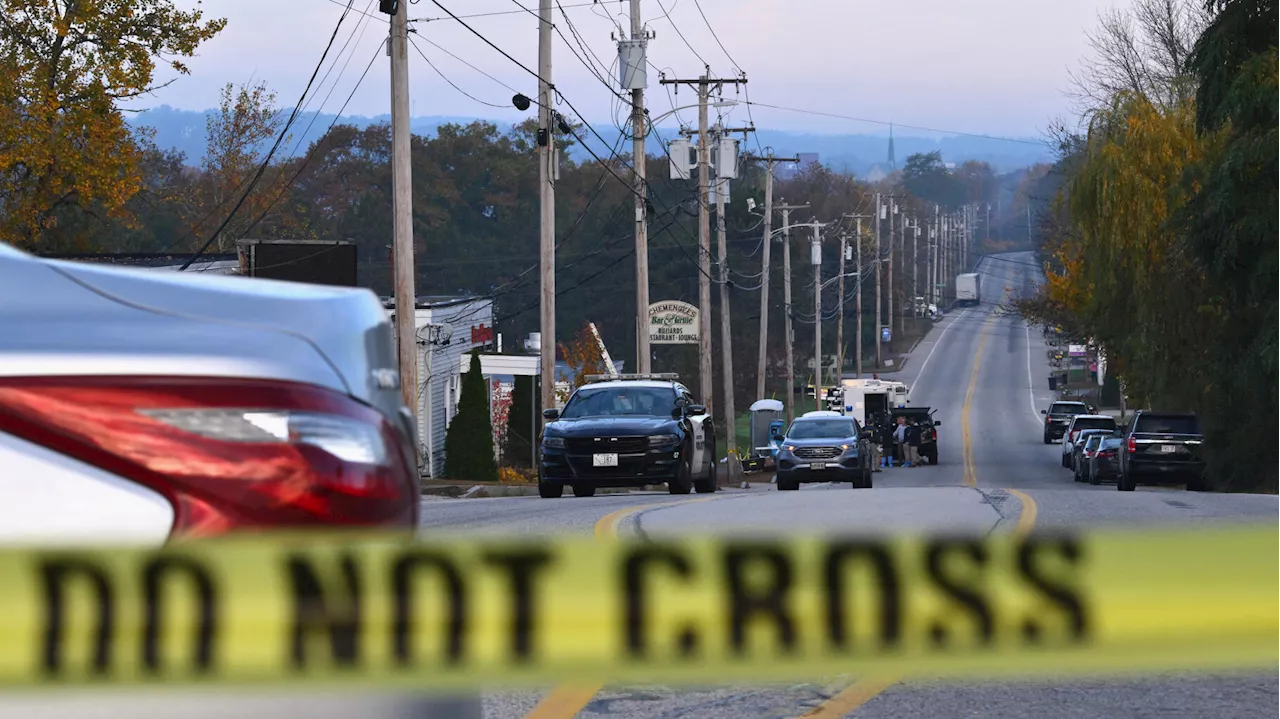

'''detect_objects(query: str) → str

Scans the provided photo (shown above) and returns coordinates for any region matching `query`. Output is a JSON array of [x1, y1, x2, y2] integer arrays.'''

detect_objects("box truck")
[[956, 272, 980, 306]]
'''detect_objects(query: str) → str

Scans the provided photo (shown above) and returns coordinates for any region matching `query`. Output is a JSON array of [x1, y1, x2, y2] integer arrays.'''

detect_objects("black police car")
[[538, 374, 717, 498]]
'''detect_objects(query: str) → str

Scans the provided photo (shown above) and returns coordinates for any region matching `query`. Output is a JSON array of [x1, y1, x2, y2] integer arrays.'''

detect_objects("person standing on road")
[[878, 415, 896, 468], [893, 416, 908, 468], [869, 416, 884, 472], [906, 419, 922, 468]]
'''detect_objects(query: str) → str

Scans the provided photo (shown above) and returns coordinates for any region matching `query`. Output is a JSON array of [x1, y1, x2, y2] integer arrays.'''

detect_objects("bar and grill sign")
[[649, 301, 700, 344]]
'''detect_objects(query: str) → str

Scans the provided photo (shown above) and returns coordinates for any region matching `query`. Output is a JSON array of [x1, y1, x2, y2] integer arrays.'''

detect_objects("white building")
[[385, 296, 495, 477]]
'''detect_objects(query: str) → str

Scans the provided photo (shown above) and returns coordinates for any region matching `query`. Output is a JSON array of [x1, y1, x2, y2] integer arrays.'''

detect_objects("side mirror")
[[542, 408, 559, 420], [672, 407, 684, 419], [772, 432, 784, 441], [861, 430, 873, 440], [934, 420, 943, 426], [687, 404, 707, 416], [1040, 409, 1047, 415]]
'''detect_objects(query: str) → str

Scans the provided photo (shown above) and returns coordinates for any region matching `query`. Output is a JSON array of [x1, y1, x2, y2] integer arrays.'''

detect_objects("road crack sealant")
[[976, 487, 1021, 537]]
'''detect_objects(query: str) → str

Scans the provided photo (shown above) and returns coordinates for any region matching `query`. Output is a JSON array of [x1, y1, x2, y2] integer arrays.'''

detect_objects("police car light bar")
[[585, 373, 681, 382]]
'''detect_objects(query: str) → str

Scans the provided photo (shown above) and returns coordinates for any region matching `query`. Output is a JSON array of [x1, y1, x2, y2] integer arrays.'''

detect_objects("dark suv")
[[1041, 400, 1093, 443], [538, 375, 717, 498], [1117, 411, 1205, 492]]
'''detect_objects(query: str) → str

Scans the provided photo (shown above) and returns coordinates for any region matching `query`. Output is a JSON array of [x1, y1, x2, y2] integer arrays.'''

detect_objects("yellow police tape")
[[0, 524, 1274, 689]]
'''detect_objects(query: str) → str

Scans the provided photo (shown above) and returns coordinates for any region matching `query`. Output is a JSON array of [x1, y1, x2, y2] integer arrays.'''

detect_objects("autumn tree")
[[190, 80, 289, 252], [557, 323, 606, 403], [0, 0, 225, 248]]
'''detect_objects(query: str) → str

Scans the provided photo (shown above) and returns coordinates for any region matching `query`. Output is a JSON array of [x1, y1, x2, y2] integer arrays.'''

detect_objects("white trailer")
[[836, 378, 910, 425], [956, 273, 980, 306]]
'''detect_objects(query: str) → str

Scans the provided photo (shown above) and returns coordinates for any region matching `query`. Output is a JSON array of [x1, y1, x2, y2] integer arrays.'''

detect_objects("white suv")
[[1060, 414, 1119, 468]]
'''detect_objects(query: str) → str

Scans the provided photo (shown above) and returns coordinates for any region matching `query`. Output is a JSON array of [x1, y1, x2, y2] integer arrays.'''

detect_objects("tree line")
[[1017, 0, 1277, 493]]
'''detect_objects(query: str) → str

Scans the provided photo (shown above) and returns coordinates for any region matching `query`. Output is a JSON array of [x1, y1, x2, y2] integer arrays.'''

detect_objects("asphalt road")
[[418, 252, 1277, 719]]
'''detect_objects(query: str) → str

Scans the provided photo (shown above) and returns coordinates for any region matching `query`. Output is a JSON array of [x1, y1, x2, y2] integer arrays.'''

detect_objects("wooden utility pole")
[[625, 0, 651, 373], [844, 213, 872, 378], [774, 201, 807, 423], [390, 1, 417, 446], [874, 193, 883, 368], [659, 73, 746, 410], [911, 218, 920, 321], [751, 153, 799, 401], [537, 0, 556, 417], [836, 233, 846, 384], [811, 221, 822, 397], [714, 124, 751, 459], [887, 195, 898, 344]]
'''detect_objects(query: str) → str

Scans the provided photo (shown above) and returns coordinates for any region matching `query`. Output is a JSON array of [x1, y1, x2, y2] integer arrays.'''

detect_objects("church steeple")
[[888, 123, 896, 171]]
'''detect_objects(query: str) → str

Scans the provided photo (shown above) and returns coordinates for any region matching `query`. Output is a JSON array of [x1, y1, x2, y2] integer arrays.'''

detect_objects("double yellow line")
[[960, 316, 993, 488]]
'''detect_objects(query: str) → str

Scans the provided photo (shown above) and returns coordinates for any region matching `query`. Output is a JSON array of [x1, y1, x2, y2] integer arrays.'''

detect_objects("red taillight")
[[1127, 437, 1137, 453], [1098, 451, 1115, 458], [0, 377, 419, 538]]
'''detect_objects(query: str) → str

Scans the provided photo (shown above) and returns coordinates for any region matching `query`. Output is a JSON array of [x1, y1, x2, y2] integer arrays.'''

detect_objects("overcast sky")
[[137, 0, 1116, 140]]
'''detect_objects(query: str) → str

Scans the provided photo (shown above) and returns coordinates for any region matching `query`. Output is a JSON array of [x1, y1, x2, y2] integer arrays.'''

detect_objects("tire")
[[1117, 471, 1136, 492], [777, 474, 799, 491], [1073, 460, 1083, 482], [1061, 452, 1071, 469], [1043, 433, 1052, 445], [668, 458, 693, 495], [694, 439, 718, 494], [538, 476, 564, 499], [572, 484, 596, 498], [1088, 466, 1101, 486], [926, 446, 938, 465], [1185, 474, 1207, 492]]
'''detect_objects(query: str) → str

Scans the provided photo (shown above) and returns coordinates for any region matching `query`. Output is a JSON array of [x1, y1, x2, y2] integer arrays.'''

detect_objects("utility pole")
[[537, 0, 556, 418], [932, 205, 939, 308], [660, 73, 746, 410], [874, 193, 883, 368], [912, 218, 919, 320], [752, 153, 799, 402], [887, 195, 897, 348], [712, 123, 753, 459], [623, 0, 651, 373], [811, 221, 822, 398], [775, 202, 807, 423], [390, 0, 417, 444], [836, 233, 846, 383], [845, 213, 872, 378]]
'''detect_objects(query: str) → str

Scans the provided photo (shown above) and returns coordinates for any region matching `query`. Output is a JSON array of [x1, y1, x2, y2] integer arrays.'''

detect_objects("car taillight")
[[0, 377, 419, 538], [1127, 437, 1137, 453], [1098, 450, 1115, 457]]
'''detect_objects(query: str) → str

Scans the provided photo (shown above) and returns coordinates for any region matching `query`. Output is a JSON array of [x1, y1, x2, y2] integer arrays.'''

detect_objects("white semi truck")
[[956, 272, 980, 306]]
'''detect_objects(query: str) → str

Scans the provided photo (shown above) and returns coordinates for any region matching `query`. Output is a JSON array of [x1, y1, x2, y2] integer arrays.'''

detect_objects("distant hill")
[[128, 105, 1053, 177]]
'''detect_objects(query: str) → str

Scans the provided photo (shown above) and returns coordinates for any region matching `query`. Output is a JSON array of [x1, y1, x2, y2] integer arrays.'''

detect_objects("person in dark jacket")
[[877, 416, 897, 468], [905, 419, 923, 468]]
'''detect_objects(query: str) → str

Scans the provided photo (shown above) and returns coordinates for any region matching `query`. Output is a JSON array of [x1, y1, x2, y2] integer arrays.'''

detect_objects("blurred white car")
[[0, 244, 420, 544]]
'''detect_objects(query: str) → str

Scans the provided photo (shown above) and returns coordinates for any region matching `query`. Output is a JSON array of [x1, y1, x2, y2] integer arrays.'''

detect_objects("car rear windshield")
[[1134, 414, 1201, 435], [1049, 402, 1088, 415], [561, 387, 676, 418], [1072, 417, 1116, 431], [1083, 435, 1105, 450], [788, 419, 857, 440]]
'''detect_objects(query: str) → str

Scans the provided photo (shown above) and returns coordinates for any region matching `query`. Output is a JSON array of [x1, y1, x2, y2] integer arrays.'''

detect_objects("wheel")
[[1185, 474, 1207, 492], [1061, 452, 1071, 469], [572, 484, 596, 498], [777, 474, 799, 491], [926, 446, 938, 465], [694, 439, 718, 494], [1117, 471, 1136, 491], [1088, 466, 1101, 486], [1073, 461, 1083, 482], [538, 475, 564, 499], [668, 457, 693, 495]]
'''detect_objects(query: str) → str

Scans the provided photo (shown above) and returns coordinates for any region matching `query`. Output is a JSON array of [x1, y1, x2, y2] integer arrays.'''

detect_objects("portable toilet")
[[746, 398, 785, 471]]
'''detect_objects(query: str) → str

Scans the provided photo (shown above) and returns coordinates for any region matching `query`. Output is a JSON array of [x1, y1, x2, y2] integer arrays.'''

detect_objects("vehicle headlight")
[[782, 444, 796, 452], [840, 443, 856, 452], [648, 433, 680, 447], [543, 436, 565, 449]]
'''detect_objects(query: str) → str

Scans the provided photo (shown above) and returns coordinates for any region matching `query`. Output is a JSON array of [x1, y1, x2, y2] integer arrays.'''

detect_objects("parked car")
[[1117, 411, 1205, 492], [1087, 437, 1124, 485], [1072, 431, 1114, 482], [539, 375, 717, 497], [1041, 400, 1093, 443], [1061, 415, 1118, 468], [774, 414, 873, 490], [0, 243, 421, 544]]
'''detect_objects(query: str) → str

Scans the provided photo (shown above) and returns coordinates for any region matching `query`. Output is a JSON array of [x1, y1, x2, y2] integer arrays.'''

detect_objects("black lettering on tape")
[[142, 556, 217, 674], [391, 551, 466, 666], [1017, 537, 1087, 644], [924, 540, 994, 648], [40, 557, 114, 676], [286, 554, 361, 669], [724, 544, 796, 655], [483, 550, 553, 663], [621, 546, 699, 659], [824, 541, 901, 651]]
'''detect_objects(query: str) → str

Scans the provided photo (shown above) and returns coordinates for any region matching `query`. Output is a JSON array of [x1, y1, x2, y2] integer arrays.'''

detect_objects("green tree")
[[0, 0, 225, 248], [502, 375, 540, 469], [444, 352, 499, 482], [900, 151, 965, 208]]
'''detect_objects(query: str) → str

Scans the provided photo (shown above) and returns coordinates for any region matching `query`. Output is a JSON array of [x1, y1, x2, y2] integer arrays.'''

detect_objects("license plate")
[[593, 453, 619, 467], [808, 463, 824, 470], [1159, 445, 1177, 454]]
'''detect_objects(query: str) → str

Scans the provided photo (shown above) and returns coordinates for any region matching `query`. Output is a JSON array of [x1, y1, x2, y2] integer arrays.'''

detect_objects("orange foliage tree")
[[0, 0, 225, 248], [556, 323, 606, 403]]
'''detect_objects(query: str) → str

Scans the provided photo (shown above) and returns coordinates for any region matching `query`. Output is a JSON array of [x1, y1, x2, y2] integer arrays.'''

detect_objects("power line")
[[180, 0, 357, 270], [410, 35, 509, 108], [652, 0, 708, 67], [690, 0, 740, 74], [743, 101, 1048, 146], [414, 1, 600, 23]]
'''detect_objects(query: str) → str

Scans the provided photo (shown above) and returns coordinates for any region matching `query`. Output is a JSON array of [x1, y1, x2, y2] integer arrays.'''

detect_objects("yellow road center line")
[[960, 316, 992, 488], [1006, 488, 1039, 539], [526, 495, 721, 719]]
